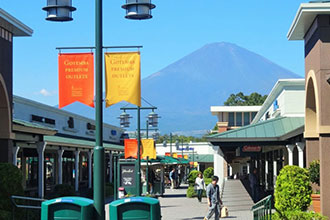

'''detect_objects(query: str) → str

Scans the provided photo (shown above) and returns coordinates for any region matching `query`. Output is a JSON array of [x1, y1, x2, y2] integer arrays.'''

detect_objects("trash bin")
[[41, 196, 94, 220], [109, 196, 161, 220]]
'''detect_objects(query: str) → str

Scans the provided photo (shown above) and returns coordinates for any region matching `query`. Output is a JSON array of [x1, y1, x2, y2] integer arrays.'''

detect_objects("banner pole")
[[94, 0, 105, 219], [137, 106, 141, 196]]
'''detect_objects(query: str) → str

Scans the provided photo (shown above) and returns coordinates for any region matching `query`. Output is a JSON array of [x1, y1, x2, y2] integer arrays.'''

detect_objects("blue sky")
[[3, 0, 307, 106]]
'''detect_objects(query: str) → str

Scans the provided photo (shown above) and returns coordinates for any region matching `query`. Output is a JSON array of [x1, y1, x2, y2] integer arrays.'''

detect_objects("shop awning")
[[207, 117, 304, 144], [188, 154, 213, 163], [13, 119, 57, 135], [44, 135, 124, 151]]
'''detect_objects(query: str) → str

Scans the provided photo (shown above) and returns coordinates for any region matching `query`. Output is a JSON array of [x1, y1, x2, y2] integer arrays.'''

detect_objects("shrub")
[[275, 165, 312, 214], [0, 163, 24, 218], [272, 211, 328, 220], [204, 178, 212, 186], [50, 184, 75, 199], [203, 167, 214, 179], [309, 160, 320, 186], [188, 170, 200, 187], [186, 186, 196, 198]]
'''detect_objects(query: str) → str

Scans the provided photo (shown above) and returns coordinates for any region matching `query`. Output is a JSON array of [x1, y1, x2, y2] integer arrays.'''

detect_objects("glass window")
[[236, 112, 242, 126], [244, 112, 250, 125], [228, 112, 234, 126]]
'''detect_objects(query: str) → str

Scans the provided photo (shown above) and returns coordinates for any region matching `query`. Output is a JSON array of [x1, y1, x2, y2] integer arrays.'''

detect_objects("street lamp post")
[[120, 106, 158, 196], [43, 0, 155, 219]]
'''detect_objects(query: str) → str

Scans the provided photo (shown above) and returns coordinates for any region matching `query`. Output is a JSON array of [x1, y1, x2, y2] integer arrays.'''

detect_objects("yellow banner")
[[141, 139, 156, 159], [105, 52, 141, 107], [184, 155, 188, 160], [172, 153, 178, 158]]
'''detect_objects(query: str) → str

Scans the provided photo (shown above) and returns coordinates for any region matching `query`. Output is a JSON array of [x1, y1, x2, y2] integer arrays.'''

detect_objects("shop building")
[[208, 78, 305, 193], [12, 96, 124, 198]]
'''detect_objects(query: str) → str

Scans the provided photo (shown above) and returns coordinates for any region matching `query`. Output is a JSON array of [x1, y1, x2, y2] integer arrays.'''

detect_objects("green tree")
[[224, 92, 267, 106]]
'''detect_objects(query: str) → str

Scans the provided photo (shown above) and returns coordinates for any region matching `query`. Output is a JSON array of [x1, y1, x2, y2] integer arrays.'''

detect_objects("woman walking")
[[195, 172, 206, 202]]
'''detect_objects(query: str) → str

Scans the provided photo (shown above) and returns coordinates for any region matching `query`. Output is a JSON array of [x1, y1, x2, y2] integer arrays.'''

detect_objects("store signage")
[[242, 145, 262, 152], [120, 164, 136, 187]]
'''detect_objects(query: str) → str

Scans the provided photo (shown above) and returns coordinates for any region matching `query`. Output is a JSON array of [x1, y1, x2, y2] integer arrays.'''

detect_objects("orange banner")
[[177, 155, 183, 158], [124, 139, 139, 159], [165, 152, 171, 157], [58, 53, 94, 108]]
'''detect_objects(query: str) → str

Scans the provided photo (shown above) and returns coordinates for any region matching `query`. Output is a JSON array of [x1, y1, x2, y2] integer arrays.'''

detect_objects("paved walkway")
[[159, 180, 253, 220], [221, 179, 254, 220]]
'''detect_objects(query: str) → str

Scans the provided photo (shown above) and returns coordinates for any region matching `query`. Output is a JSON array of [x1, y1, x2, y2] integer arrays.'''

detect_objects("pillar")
[[109, 151, 113, 183], [320, 135, 330, 216], [273, 160, 277, 186], [12, 146, 20, 166], [296, 142, 305, 168], [286, 144, 295, 166], [306, 139, 320, 167], [21, 154, 26, 188], [37, 142, 46, 198], [74, 150, 80, 192], [229, 164, 232, 177], [265, 159, 269, 190], [57, 149, 64, 184], [247, 162, 250, 174], [88, 150, 93, 188]]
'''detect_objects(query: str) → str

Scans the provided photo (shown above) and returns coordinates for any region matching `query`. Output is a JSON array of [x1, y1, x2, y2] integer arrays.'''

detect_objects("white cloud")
[[36, 89, 57, 97]]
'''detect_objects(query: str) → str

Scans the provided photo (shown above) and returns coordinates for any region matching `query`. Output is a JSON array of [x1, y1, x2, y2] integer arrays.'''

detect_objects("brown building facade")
[[288, 3, 330, 217]]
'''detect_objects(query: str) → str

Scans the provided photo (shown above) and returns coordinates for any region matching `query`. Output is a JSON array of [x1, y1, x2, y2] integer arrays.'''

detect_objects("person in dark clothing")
[[249, 168, 259, 203], [204, 176, 222, 220]]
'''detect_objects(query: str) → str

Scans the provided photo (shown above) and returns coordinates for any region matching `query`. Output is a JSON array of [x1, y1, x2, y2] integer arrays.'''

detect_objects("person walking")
[[204, 176, 222, 220], [195, 172, 206, 202], [249, 168, 259, 203], [169, 167, 176, 189]]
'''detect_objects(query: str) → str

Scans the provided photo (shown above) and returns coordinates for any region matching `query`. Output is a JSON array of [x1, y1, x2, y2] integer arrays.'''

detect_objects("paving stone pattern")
[[159, 180, 253, 220]]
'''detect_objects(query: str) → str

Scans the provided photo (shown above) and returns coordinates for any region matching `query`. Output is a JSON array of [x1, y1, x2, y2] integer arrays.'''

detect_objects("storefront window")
[[244, 112, 250, 125], [236, 112, 242, 126], [228, 112, 235, 126]]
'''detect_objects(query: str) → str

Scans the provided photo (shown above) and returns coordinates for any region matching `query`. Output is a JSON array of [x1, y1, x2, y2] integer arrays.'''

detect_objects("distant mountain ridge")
[[63, 42, 301, 135]]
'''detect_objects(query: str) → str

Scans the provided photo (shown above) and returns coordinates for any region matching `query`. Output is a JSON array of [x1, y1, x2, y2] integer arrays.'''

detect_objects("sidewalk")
[[159, 183, 253, 220]]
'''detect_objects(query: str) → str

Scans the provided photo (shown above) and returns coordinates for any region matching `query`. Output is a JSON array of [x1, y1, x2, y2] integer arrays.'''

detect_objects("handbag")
[[220, 205, 228, 218]]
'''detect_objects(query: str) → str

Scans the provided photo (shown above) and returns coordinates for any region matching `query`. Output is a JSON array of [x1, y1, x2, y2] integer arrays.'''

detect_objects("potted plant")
[[309, 160, 320, 213]]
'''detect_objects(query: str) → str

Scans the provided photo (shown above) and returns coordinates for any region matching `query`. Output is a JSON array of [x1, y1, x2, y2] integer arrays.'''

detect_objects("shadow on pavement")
[[181, 217, 204, 220], [162, 194, 187, 198]]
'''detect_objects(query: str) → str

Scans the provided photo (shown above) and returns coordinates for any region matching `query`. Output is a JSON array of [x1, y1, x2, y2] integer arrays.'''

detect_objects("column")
[[109, 151, 113, 183], [273, 160, 277, 186], [88, 151, 93, 188], [21, 155, 26, 188], [37, 142, 46, 198], [229, 164, 232, 177], [12, 146, 20, 166], [255, 160, 258, 168], [286, 144, 295, 166], [265, 159, 269, 190], [296, 142, 305, 168], [74, 150, 80, 192], [57, 149, 64, 184], [247, 163, 250, 174]]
